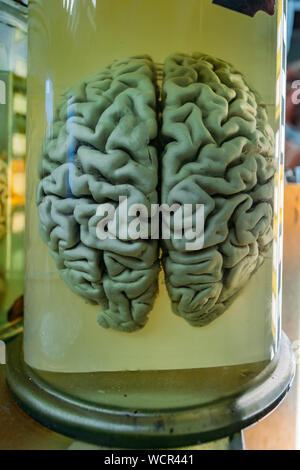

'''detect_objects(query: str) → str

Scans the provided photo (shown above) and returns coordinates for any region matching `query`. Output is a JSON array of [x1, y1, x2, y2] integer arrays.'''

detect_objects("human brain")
[[37, 53, 275, 332], [161, 53, 275, 326]]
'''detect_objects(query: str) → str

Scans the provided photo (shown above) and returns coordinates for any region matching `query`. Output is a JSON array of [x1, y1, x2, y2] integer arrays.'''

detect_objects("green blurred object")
[[0, 0, 27, 341]]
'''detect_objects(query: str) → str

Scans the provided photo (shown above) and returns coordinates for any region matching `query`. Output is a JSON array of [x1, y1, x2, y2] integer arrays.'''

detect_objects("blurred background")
[[245, 0, 300, 450], [0, 0, 26, 343]]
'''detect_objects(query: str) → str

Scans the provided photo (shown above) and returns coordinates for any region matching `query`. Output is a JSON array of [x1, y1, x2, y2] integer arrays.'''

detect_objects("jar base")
[[5, 333, 295, 449]]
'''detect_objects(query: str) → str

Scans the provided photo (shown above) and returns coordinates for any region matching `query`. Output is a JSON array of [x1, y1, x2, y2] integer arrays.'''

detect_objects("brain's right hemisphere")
[[37, 56, 160, 333], [161, 53, 275, 326]]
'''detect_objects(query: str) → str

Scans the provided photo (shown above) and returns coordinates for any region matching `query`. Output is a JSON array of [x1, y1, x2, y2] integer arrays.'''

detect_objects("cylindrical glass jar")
[[0, 0, 27, 341], [24, 0, 286, 409]]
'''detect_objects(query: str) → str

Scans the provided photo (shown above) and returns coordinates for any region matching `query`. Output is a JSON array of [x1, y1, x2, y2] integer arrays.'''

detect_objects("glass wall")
[[24, 0, 286, 405]]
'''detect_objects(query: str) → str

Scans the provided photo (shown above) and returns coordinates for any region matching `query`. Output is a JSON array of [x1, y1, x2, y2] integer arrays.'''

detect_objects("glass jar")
[[0, 0, 27, 341], [24, 0, 286, 412]]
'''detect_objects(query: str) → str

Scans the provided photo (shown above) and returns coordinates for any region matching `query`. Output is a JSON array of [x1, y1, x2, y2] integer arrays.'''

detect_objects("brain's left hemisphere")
[[37, 57, 160, 332]]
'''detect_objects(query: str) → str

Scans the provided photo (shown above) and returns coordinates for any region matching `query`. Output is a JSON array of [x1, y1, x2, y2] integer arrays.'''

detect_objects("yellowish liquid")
[[37, 359, 269, 410], [25, 0, 281, 374]]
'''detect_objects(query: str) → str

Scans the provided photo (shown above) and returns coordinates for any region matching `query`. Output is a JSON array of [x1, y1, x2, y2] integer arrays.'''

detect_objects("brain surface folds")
[[161, 53, 275, 326], [37, 57, 160, 332], [37, 52, 275, 332]]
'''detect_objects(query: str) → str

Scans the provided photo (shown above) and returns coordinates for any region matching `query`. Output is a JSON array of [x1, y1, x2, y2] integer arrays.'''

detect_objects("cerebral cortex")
[[161, 53, 275, 326], [37, 53, 275, 332]]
